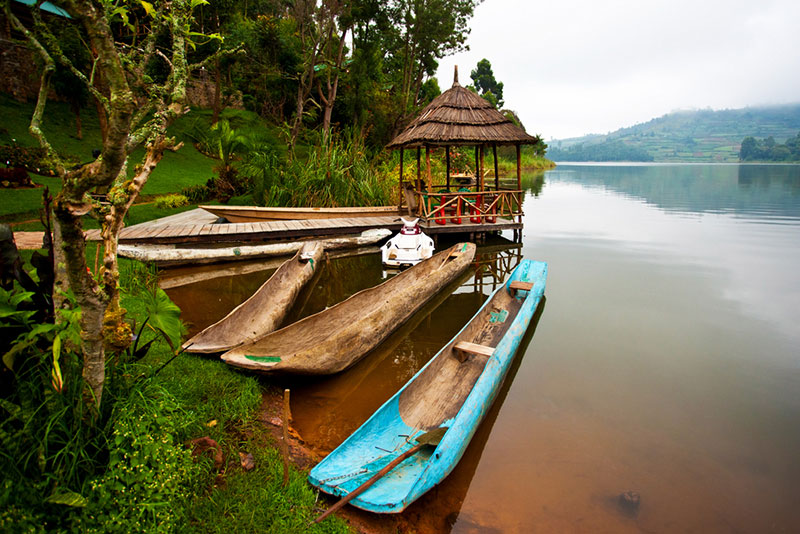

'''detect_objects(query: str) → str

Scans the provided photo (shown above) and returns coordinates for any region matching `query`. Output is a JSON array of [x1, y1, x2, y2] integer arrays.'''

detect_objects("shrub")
[[180, 182, 214, 203], [0, 167, 34, 188], [154, 194, 189, 209], [78, 383, 206, 534]]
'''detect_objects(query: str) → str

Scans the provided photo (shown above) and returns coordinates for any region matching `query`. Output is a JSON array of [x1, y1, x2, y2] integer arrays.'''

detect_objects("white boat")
[[381, 218, 434, 267]]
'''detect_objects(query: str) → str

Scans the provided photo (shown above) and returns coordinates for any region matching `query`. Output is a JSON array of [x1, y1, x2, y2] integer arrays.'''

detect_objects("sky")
[[435, 0, 800, 140]]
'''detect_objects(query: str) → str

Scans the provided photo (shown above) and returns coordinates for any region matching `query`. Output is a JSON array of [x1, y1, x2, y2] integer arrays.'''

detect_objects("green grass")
[[0, 93, 218, 209]]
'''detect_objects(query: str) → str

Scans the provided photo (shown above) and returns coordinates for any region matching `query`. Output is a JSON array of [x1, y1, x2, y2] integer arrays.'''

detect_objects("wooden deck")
[[84, 208, 521, 245]]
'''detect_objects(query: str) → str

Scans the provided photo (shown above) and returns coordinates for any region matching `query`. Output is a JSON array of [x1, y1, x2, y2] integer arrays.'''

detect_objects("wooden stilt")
[[416, 147, 421, 191], [446, 145, 451, 191], [493, 144, 499, 190]]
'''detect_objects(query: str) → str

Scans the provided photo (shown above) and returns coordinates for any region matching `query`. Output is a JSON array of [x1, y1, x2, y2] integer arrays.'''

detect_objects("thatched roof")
[[387, 68, 538, 148]]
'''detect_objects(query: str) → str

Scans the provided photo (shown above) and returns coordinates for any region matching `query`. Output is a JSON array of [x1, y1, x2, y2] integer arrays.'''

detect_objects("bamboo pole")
[[425, 145, 432, 215], [445, 145, 451, 191], [416, 147, 421, 191], [399, 148, 404, 207], [516, 144, 522, 223], [479, 145, 485, 191], [493, 144, 499, 190]]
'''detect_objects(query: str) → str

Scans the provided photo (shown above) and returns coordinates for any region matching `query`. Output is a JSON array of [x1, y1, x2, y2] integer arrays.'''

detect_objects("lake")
[[168, 163, 800, 533]]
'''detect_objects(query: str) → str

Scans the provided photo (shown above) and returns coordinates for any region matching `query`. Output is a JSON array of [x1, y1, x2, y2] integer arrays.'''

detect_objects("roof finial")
[[454, 65, 459, 86]]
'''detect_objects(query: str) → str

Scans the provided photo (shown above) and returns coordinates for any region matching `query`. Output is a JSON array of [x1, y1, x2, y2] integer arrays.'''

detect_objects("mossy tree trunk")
[[5, 0, 210, 409]]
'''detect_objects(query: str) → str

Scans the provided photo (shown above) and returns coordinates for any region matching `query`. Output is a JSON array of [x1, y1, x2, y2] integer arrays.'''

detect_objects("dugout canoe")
[[182, 242, 324, 354], [200, 205, 400, 222], [308, 259, 547, 514], [221, 242, 477, 375], [117, 229, 390, 266]]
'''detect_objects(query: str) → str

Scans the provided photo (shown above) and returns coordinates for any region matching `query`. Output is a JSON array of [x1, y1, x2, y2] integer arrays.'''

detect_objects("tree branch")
[[4, 1, 66, 175]]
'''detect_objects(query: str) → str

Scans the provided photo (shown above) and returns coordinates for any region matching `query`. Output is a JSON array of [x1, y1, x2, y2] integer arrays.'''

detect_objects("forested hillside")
[[547, 105, 800, 162]]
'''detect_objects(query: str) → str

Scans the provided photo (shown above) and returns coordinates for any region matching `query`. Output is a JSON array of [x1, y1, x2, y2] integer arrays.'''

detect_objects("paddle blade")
[[416, 426, 448, 446]]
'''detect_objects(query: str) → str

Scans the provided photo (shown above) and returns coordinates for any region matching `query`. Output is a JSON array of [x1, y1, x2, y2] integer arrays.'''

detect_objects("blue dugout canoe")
[[308, 259, 547, 513]]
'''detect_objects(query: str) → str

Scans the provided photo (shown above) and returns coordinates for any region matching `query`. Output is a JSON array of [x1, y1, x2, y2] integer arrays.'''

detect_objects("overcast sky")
[[435, 0, 800, 140]]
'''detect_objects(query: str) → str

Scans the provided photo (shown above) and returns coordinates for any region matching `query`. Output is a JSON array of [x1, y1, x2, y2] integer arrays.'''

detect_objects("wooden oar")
[[313, 427, 448, 523]]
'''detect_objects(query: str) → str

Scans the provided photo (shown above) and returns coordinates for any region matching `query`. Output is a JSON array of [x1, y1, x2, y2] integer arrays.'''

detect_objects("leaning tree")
[[3, 0, 219, 408]]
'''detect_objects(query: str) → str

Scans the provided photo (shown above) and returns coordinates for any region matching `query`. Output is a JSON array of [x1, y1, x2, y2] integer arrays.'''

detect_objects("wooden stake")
[[282, 388, 291, 487]]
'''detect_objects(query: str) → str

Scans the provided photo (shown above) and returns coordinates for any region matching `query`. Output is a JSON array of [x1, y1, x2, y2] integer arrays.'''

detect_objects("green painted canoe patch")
[[489, 309, 508, 324], [245, 355, 281, 363]]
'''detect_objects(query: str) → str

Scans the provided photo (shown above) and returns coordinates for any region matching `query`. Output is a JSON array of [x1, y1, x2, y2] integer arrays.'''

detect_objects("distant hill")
[[547, 104, 800, 162]]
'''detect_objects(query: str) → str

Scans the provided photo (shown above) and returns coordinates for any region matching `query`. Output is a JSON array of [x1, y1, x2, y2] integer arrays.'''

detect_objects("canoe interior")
[[397, 288, 522, 431], [182, 243, 322, 353], [221, 242, 476, 374]]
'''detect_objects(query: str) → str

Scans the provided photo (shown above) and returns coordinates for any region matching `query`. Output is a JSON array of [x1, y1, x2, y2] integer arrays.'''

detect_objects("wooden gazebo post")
[[425, 145, 433, 210], [493, 144, 499, 190], [516, 144, 522, 224], [445, 146, 451, 191], [416, 147, 421, 191], [399, 148, 404, 207]]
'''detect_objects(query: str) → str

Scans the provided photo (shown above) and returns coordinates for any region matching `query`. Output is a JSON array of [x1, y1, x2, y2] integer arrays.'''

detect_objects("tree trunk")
[[212, 56, 221, 124], [73, 103, 82, 140]]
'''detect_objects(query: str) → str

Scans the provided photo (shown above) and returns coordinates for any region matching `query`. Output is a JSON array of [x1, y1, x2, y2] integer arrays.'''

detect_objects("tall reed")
[[243, 128, 396, 207]]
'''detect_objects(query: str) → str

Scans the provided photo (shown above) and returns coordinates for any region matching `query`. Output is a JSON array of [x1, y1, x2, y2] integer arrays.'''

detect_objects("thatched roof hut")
[[387, 66, 536, 198], [387, 68, 538, 149]]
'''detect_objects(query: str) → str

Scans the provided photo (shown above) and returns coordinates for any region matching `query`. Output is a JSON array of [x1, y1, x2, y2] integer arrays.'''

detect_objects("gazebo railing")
[[410, 187, 523, 225]]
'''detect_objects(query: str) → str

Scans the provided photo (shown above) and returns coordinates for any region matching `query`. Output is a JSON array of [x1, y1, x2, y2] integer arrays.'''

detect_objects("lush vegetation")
[[548, 104, 800, 162], [0, 234, 349, 533], [739, 132, 800, 162]]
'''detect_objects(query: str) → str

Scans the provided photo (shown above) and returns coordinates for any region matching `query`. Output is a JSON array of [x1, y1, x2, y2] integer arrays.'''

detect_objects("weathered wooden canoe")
[[182, 242, 324, 354], [158, 246, 380, 290], [308, 259, 547, 513], [200, 205, 400, 222], [118, 229, 390, 266], [221, 242, 477, 375]]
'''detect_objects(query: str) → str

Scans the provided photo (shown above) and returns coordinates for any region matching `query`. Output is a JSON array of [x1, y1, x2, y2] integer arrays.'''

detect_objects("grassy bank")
[[2, 244, 350, 533]]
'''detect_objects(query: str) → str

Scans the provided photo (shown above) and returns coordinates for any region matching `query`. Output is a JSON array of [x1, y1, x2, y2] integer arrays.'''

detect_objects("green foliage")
[[154, 194, 190, 209], [78, 383, 204, 534], [253, 129, 395, 208], [141, 287, 186, 352], [739, 132, 800, 161], [470, 58, 504, 109], [0, 144, 67, 176], [547, 139, 655, 162]]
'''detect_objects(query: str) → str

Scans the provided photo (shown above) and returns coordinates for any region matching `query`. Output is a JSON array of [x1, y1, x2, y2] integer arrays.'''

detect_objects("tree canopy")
[[470, 58, 503, 109], [739, 133, 800, 162]]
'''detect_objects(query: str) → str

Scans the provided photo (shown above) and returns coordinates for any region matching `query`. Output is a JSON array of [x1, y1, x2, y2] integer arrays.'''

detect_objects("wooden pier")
[[84, 208, 521, 245]]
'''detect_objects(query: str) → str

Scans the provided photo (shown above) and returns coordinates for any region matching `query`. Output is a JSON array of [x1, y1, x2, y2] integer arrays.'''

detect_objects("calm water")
[[168, 164, 800, 533]]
